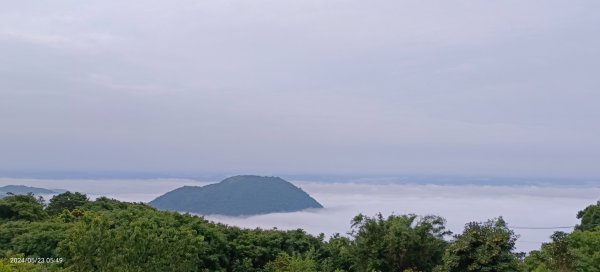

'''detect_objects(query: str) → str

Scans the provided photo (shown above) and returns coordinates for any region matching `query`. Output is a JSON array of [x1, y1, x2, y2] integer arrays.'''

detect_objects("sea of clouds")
[[1, 177, 598, 252]]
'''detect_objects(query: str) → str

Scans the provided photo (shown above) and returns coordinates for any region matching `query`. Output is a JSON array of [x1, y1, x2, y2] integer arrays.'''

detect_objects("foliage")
[[0, 190, 598, 271], [0, 251, 60, 272], [523, 229, 600, 272], [222, 226, 324, 271], [350, 213, 450, 272], [80, 196, 129, 211], [436, 217, 521, 272], [319, 234, 353, 272], [523, 202, 600, 272], [0, 194, 47, 221], [263, 252, 318, 272], [0, 220, 68, 258], [57, 207, 206, 272], [567, 228, 600, 272], [523, 231, 575, 272], [576, 201, 600, 231], [46, 192, 89, 215]]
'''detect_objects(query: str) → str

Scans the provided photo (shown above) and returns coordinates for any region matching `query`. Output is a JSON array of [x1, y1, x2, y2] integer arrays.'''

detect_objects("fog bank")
[[1, 178, 598, 252]]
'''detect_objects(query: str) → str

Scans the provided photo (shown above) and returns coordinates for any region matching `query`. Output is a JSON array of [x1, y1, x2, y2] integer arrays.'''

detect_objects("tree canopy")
[[437, 217, 521, 272], [0, 191, 599, 272], [46, 192, 89, 215], [576, 201, 600, 231]]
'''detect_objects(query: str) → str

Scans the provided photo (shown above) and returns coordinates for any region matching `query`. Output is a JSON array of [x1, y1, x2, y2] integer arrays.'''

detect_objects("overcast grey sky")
[[1, 1, 599, 178]]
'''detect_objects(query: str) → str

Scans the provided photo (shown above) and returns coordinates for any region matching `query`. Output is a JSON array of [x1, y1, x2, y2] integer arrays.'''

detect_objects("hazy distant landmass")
[[150, 175, 323, 216], [0, 185, 62, 195], [2, 171, 597, 187]]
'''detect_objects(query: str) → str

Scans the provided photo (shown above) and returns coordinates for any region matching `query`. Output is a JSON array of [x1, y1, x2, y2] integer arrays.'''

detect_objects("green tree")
[[523, 232, 575, 272], [0, 251, 61, 272], [437, 217, 520, 272], [523, 198, 600, 272], [0, 220, 68, 258], [57, 208, 206, 272], [351, 213, 450, 272], [80, 196, 128, 211], [567, 228, 600, 272], [0, 194, 46, 221], [264, 252, 318, 272], [46, 192, 89, 215], [576, 201, 600, 231], [223, 227, 323, 271], [522, 249, 551, 272], [319, 234, 353, 272]]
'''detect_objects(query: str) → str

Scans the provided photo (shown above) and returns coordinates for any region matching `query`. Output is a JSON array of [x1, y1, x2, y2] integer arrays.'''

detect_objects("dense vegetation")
[[150, 175, 323, 216], [0, 192, 599, 271]]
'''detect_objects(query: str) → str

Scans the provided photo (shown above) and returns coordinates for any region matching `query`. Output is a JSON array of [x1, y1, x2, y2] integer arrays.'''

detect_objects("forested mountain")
[[150, 175, 323, 216], [0, 185, 59, 195], [1, 191, 599, 271]]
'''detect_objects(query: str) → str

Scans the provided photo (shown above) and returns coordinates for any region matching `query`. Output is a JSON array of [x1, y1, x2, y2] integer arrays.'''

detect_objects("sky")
[[1, 1, 600, 178]]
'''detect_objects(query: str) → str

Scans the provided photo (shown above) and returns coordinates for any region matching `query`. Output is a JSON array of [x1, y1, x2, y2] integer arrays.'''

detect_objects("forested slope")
[[150, 175, 323, 216]]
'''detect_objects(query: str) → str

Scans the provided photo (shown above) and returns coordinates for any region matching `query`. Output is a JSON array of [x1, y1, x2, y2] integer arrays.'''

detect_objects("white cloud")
[[1, 177, 597, 252], [206, 181, 600, 252]]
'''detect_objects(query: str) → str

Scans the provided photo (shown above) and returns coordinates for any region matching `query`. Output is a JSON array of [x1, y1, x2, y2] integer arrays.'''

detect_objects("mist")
[[2, 177, 597, 252]]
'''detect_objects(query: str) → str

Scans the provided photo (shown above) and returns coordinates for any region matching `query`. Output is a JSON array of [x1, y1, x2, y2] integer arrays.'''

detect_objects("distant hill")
[[150, 175, 323, 216], [0, 185, 61, 195]]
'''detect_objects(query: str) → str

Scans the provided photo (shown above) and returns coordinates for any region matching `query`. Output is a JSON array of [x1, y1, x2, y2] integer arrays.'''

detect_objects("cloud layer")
[[1, 177, 597, 252], [208, 181, 600, 252]]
